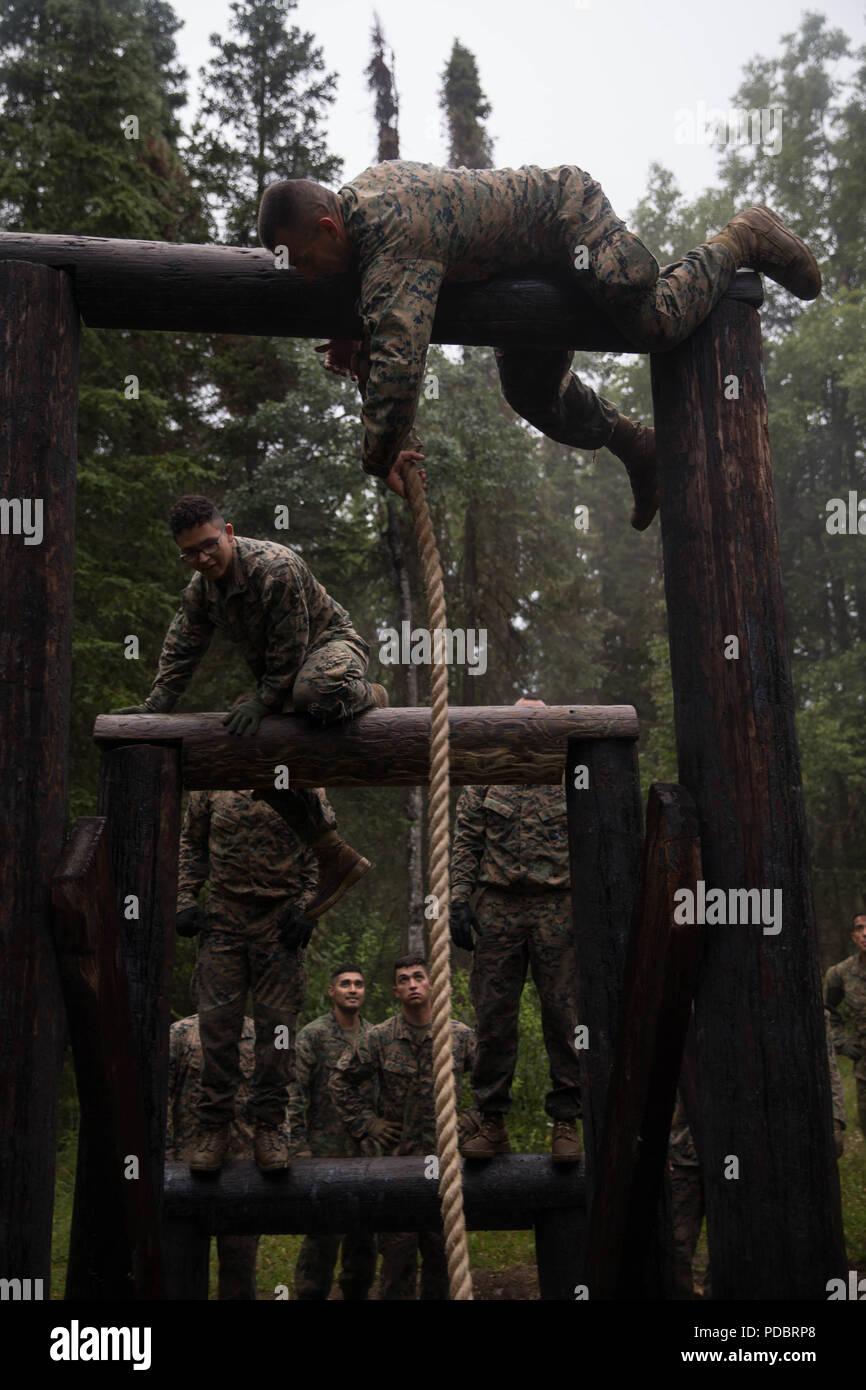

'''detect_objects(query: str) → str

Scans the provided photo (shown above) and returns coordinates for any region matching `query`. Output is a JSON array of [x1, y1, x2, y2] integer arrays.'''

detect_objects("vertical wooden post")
[[651, 298, 847, 1298], [565, 738, 643, 1246], [162, 1219, 211, 1300], [96, 745, 182, 1214], [534, 1207, 585, 1301], [0, 261, 79, 1291]]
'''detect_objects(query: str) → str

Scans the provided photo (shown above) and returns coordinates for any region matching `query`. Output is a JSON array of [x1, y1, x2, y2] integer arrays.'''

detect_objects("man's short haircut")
[[169, 495, 224, 537], [258, 178, 340, 251], [393, 952, 428, 978], [330, 963, 364, 982], [853, 912, 866, 928]]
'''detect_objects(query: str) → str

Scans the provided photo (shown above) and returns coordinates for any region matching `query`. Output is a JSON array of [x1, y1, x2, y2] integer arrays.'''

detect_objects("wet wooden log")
[[651, 297, 847, 1298], [0, 260, 78, 1292], [0, 231, 762, 346], [52, 818, 164, 1298], [94, 705, 640, 788]]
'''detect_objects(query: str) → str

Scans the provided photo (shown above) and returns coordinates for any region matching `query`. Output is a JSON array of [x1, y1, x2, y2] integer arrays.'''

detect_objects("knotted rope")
[[403, 461, 473, 1302]]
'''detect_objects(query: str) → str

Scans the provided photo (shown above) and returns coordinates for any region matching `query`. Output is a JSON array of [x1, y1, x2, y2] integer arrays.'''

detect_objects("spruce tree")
[[439, 40, 494, 169]]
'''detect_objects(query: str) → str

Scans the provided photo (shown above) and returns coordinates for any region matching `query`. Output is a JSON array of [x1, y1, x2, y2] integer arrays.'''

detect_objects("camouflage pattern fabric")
[[470, 886, 580, 1120], [167, 1015, 264, 1300], [825, 951, 866, 1136], [178, 790, 313, 1129], [377, 1230, 449, 1302], [669, 1165, 704, 1300], [451, 784, 571, 896], [336, 161, 739, 476], [294, 1233, 377, 1302], [824, 1006, 847, 1130], [328, 1013, 476, 1156]]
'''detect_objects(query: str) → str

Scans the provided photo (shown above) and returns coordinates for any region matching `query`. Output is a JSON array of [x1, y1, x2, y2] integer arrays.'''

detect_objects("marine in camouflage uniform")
[[825, 914, 866, 1138], [258, 162, 821, 526], [329, 1007, 476, 1300], [167, 1014, 276, 1298], [178, 787, 326, 1134], [451, 777, 581, 1149], [288, 1008, 377, 1300]]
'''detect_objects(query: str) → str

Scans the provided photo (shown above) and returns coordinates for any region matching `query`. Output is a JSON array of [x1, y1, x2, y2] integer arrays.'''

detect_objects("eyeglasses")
[[178, 525, 227, 564]]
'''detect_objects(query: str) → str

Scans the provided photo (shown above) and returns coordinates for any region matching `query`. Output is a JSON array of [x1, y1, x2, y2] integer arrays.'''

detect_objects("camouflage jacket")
[[167, 1015, 266, 1158], [451, 783, 570, 897], [148, 536, 367, 712], [286, 1011, 374, 1155], [329, 1012, 476, 1155], [338, 161, 594, 477], [825, 952, 866, 1081], [177, 788, 321, 927]]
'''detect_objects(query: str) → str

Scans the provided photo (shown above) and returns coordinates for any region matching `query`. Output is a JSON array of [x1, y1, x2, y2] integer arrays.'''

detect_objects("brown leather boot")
[[710, 206, 821, 300], [304, 830, 371, 919], [369, 682, 389, 708], [254, 1125, 291, 1171], [606, 416, 659, 531], [551, 1119, 583, 1164], [461, 1114, 511, 1158], [187, 1125, 231, 1173]]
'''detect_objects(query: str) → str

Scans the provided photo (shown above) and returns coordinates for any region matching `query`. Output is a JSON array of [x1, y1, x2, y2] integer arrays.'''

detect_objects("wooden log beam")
[[52, 819, 164, 1299], [97, 745, 182, 1228], [582, 783, 702, 1300], [93, 705, 639, 788], [651, 297, 847, 1298], [0, 260, 78, 1293], [0, 231, 762, 347], [163, 1155, 583, 1235]]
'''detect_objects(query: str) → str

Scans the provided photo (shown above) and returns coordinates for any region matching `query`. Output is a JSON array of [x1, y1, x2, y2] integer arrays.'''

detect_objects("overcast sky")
[[171, 0, 863, 221]]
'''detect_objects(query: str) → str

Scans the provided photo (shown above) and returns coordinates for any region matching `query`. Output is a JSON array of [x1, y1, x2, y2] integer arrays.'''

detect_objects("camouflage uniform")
[[825, 951, 866, 1136], [287, 1011, 377, 1300], [167, 1015, 273, 1299], [329, 1013, 476, 1300], [146, 535, 376, 844], [452, 783, 580, 1122], [337, 161, 740, 477], [178, 787, 327, 1129]]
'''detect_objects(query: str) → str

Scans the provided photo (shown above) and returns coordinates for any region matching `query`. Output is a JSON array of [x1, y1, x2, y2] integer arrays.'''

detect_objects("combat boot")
[[551, 1120, 582, 1164], [461, 1113, 511, 1158], [254, 1125, 291, 1171], [303, 830, 371, 919], [187, 1125, 230, 1172], [369, 683, 389, 708], [710, 206, 821, 300], [606, 416, 659, 531]]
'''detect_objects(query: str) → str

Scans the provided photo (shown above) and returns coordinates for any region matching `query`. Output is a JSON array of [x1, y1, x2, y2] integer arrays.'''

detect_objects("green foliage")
[[439, 40, 494, 170]]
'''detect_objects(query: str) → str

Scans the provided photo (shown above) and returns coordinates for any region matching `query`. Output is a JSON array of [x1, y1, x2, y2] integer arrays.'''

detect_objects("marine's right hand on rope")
[[450, 900, 479, 951], [367, 1118, 400, 1148], [384, 449, 426, 499], [176, 906, 206, 937]]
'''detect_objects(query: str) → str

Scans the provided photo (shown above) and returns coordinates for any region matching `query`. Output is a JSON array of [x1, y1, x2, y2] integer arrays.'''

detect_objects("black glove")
[[450, 900, 479, 951], [176, 906, 206, 937], [278, 903, 316, 951]]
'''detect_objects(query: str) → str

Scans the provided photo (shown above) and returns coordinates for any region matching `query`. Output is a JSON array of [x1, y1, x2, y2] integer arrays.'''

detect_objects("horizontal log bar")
[[0, 232, 762, 348], [93, 705, 639, 788], [163, 1155, 584, 1234]]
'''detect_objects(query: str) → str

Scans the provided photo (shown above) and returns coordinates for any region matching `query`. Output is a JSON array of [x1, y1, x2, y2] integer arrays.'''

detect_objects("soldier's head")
[[852, 913, 866, 953], [515, 693, 545, 708], [329, 964, 365, 1015], [170, 495, 234, 581], [393, 954, 431, 1011], [258, 178, 352, 281]]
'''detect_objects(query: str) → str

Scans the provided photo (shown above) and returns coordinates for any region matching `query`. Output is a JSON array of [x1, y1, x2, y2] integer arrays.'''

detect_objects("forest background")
[[1, 1, 864, 1202]]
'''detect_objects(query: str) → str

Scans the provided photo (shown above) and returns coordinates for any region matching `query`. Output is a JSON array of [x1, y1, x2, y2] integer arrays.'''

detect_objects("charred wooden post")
[[0, 260, 78, 1292], [162, 1219, 210, 1302], [52, 819, 164, 1298], [583, 784, 702, 1299], [0, 230, 762, 345], [97, 745, 182, 1224], [565, 736, 644, 1244], [651, 298, 847, 1298], [94, 705, 639, 788]]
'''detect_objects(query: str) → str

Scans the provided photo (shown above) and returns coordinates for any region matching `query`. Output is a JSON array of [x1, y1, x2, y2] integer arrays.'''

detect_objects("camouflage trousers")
[[196, 920, 303, 1128], [470, 887, 581, 1120], [378, 1230, 449, 1301], [669, 1164, 707, 1300], [294, 1232, 377, 1300], [256, 638, 373, 843], [495, 173, 738, 449], [216, 1235, 260, 1301]]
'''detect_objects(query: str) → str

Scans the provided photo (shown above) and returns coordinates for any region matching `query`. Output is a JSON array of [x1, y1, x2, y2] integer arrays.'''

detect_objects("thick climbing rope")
[[403, 461, 473, 1302]]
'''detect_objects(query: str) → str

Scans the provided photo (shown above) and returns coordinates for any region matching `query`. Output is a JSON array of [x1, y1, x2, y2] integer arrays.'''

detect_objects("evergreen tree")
[[366, 14, 398, 163], [439, 39, 494, 169]]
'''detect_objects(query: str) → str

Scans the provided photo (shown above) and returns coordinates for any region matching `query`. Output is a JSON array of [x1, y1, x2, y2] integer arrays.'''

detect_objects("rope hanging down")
[[403, 462, 473, 1302]]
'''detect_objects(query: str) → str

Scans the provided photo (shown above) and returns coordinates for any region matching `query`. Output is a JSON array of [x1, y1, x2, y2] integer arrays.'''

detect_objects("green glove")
[[221, 693, 270, 735], [112, 691, 177, 715]]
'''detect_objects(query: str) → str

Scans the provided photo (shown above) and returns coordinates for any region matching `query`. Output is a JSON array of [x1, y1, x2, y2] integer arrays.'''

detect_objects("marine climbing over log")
[[257, 162, 821, 529]]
